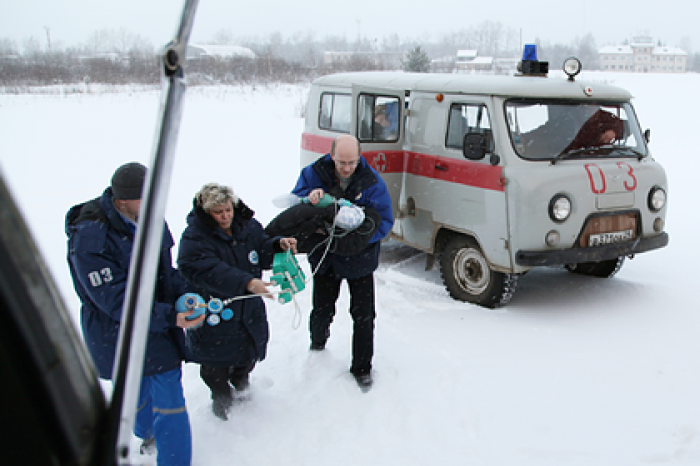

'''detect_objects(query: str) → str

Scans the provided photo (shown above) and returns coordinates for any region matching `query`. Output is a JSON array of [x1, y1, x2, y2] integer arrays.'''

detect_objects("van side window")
[[446, 103, 493, 154], [319, 93, 351, 133], [357, 94, 400, 143]]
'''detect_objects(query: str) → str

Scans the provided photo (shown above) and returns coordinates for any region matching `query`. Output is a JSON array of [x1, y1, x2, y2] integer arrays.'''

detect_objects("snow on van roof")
[[313, 71, 633, 100]]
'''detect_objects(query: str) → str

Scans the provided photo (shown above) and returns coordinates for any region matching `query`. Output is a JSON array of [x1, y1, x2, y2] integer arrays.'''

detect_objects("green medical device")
[[270, 251, 306, 304]]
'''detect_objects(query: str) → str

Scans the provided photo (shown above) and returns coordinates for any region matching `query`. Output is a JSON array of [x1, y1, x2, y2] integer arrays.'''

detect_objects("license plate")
[[589, 229, 634, 246]]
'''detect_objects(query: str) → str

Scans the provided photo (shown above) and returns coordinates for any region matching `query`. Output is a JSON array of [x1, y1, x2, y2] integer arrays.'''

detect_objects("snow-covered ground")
[[1, 71, 698, 465]]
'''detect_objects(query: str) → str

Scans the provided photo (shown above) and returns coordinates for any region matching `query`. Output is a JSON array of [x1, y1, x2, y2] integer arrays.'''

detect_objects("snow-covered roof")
[[188, 44, 256, 59], [653, 46, 687, 56], [456, 49, 477, 59], [313, 71, 633, 101], [599, 45, 632, 54], [599, 44, 686, 56]]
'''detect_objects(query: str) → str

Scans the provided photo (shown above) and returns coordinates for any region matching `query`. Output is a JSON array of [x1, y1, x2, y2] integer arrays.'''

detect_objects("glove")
[[175, 293, 206, 321]]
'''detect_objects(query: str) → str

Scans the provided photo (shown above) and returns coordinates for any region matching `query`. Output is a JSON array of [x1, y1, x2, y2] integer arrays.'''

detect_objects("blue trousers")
[[134, 368, 192, 466]]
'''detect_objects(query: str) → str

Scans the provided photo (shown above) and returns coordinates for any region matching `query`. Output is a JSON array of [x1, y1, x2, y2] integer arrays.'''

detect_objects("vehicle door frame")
[[350, 85, 406, 234]]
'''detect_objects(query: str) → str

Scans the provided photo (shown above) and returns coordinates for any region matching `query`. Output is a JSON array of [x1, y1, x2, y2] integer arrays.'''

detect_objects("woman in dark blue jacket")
[[177, 183, 296, 420]]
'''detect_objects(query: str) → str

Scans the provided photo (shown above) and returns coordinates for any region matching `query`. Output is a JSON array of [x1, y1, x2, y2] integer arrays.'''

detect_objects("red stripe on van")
[[301, 132, 504, 192], [301, 133, 334, 154]]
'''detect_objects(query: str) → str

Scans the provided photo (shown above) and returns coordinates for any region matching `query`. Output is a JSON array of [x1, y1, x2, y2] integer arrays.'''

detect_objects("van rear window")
[[319, 93, 351, 133], [357, 94, 400, 143]]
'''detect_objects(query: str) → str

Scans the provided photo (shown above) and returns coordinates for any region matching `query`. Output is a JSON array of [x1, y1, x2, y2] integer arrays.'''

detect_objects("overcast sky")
[[2, 0, 697, 52]]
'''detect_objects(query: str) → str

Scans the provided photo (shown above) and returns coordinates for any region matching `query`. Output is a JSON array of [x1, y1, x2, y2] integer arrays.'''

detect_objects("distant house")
[[494, 57, 519, 75], [599, 36, 686, 73], [431, 55, 456, 73], [455, 50, 486, 73], [448, 50, 519, 75], [186, 44, 256, 60], [457, 49, 478, 62], [455, 49, 518, 74]]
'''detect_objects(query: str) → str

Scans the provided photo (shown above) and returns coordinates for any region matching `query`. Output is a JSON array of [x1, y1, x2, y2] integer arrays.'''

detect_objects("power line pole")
[[44, 26, 51, 52]]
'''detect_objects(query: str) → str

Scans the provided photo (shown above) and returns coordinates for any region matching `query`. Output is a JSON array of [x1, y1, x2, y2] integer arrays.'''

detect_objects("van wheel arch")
[[438, 233, 518, 308]]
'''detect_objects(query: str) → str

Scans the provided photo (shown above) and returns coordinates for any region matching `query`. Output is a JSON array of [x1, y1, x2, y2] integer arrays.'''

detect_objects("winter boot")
[[309, 341, 326, 351], [351, 370, 373, 392], [212, 393, 233, 420], [139, 437, 156, 456]]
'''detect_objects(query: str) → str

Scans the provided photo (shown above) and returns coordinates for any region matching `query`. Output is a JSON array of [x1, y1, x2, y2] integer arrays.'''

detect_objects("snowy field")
[[1, 71, 699, 465]]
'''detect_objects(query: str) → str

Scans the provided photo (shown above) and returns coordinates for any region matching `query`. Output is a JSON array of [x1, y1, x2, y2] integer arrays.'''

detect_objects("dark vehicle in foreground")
[[2, 1, 200, 464]]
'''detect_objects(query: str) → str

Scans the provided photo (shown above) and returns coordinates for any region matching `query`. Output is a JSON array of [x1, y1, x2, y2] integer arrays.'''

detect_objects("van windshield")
[[505, 100, 647, 161]]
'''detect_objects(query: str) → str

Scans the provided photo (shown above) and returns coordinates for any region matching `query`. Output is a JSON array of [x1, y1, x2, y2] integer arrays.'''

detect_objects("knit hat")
[[111, 162, 146, 200]]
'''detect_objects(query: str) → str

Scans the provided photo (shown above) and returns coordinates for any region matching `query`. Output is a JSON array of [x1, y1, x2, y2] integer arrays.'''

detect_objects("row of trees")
[[1, 22, 698, 87]]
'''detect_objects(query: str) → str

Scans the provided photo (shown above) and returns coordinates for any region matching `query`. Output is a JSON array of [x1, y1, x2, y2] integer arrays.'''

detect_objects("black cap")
[[111, 162, 146, 200]]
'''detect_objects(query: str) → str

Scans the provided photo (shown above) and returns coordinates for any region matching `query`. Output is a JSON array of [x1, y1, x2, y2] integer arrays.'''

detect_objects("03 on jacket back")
[[65, 187, 189, 379]]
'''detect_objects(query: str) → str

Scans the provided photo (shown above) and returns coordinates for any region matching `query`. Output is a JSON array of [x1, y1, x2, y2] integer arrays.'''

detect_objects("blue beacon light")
[[522, 44, 538, 61], [518, 44, 548, 76]]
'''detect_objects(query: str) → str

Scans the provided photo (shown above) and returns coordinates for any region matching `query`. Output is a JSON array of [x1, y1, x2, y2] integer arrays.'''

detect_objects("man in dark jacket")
[[177, 183, 296, 420], [291, 134, 393, 390], [65, 162, 204, 466]]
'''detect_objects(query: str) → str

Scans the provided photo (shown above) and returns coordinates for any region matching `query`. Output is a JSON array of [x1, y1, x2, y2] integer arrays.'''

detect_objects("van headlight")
[[648, 186, 666, 212], [549, 194, 571, 222]]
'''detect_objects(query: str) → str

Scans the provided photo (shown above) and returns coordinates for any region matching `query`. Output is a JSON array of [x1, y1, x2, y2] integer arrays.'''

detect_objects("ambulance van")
[[299, 53, 669, 308]]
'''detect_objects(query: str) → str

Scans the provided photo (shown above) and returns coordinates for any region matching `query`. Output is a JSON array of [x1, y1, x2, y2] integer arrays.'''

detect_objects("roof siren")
[[517, 44, 549, 77]]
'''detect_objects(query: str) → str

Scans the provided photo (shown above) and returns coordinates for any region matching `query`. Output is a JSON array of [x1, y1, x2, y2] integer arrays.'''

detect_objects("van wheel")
[[565, 256, 625, 278], [439, 236, 518, 308]]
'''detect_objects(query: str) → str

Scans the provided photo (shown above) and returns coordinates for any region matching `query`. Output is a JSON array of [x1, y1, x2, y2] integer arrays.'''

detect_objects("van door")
[[399, 93, 511, 270], [350, 85, 405, 232], [438, 94, 510, 270]]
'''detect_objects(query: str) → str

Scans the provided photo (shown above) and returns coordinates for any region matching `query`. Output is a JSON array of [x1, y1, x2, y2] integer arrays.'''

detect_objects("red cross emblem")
[[373, 152, 387, 173]]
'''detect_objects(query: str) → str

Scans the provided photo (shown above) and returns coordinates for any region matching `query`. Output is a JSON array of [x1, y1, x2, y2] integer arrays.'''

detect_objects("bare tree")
[[323, 34, 351, 53], [44, 26, 51, 52], [0, 38, 19, 56], [85, 30, 109, 54], [22, 36, 42, 59], [380, 33, 402, 53], [680, 35, 693, 55], [113, 28, 134, 54], [211, 28, 236, 45], [573, 33, 599, 70]]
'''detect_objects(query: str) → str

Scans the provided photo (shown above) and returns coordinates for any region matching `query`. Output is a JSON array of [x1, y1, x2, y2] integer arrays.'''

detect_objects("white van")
[[300, 55, 669, 307]]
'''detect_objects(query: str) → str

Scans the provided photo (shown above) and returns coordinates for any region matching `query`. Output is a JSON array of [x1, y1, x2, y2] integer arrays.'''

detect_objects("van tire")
[[565, 257, 625, 278], [439, 236, 518, 308]]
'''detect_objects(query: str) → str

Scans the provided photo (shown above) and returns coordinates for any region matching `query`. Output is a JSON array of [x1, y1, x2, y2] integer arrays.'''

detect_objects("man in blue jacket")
[[292, 134, 393, 390], [65, 162, 204, 466]]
